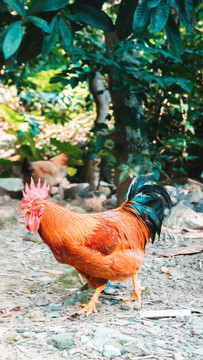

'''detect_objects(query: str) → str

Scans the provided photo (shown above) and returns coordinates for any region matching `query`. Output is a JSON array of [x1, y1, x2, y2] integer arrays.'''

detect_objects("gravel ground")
[[0, 200, 203, 360]]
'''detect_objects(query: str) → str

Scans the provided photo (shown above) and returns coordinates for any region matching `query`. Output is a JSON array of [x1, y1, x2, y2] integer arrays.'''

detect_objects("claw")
[[79, 302, 97, 315]]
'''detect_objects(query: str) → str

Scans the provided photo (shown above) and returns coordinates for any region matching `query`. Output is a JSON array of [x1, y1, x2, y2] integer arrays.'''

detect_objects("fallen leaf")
[[162, 245, 203, 257]]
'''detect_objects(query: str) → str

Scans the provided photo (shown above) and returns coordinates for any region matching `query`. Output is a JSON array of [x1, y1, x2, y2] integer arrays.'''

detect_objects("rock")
[[50, 186, 59, 196], [176, 189, 188, 202], [90, 325, 138, 353], [103, 344, 121, 358], [81, 334, 90, 344], [164, 201, 203, 229], [197, 199, 203, 213], [186, 178, 203, 190], [47, 332, 74, 350], [64, 183, 89, 199], [99, 185, 111, 198], [192, 318, 203, 335], [0, 206, 18, 226], [187, 190, 203, 204], [60, 177, 70, 189], [69, 191, 106, 212], [0, 178, 23, 198], [45, 303, 62, 312], [39, 276, 53, 284], [23, 232, 42, 243], [165, 185, 177, 196], [64, 290, 90, 307], [0, 195, 11, 205], [105, 195, 117, 209], [171, 196, 178, 206], [174, 352, 186, 360]]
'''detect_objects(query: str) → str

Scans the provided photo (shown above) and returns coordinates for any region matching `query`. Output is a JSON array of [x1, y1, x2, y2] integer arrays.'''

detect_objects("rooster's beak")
[[23, 209, 30, 214]]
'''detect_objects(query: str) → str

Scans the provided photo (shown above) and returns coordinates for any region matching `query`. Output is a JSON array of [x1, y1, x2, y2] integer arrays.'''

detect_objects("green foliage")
[[3, 0, 26, 16], [2, 20, 23, 59], [0, 0, 201, 186], [58, 16, 72, 52], [27, 69, 63, 92], [150, 0, 170, 34], [0, 104, 41, 160], [42, 16, 59, 56], [71, 3, 114, 32], [27, 16, 50, 34]]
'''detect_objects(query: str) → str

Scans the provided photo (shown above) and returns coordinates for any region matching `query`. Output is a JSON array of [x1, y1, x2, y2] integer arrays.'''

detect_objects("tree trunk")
[[85, 71, 111, 190], [105, 32, 143, 205]]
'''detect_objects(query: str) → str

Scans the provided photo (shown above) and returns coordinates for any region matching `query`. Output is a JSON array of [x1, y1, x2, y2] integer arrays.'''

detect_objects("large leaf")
[[165, 13, 182, 57], [28, 0, 48, 14], [2, 20, 23, 59], [162, 77, 193, 92], [28, 0, 69, 13], [58, 16, 72, 52], [41, 0, 70, 12], [132, 0, 151, 30], [50, 138, 83, 159], [3, 0, 26, 16], [150, 0, 170, 34], [42, 16, 59, 56], [115, 0, 139, 40], [27, 16, 50, 33], [72, 3, 114, 32], [119, 169, 130, 184]]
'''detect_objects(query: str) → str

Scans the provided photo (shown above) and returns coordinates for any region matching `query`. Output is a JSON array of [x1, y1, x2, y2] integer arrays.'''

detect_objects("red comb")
[[20, 178, 50, 209]]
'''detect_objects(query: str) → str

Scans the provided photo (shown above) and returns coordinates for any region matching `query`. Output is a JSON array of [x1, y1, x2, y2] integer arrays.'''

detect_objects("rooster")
[[22, 153, 67, 188], [20, 175, 171, 315]]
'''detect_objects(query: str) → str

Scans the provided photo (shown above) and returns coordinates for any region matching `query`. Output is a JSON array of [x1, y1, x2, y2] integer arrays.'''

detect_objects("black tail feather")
[[124, 175, 172, 244]]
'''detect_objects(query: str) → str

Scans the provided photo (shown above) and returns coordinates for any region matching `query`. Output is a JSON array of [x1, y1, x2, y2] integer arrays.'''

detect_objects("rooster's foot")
[[79, 284, 105, 316], [123, 274, 141, 308], [79, 302, 97, 315]]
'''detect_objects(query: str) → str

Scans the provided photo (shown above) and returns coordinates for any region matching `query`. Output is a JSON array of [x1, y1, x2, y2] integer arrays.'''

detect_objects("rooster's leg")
[[79, 284, 105, 315], [123, 274, 141, 308]]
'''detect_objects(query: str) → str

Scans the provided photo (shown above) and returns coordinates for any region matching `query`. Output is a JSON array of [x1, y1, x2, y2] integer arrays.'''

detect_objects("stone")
[[105, 195, 117, 209], [99, 185, 111, 198], [174, 352, 186, 360], [81, 334, 90, 345], [64, 290, 90, 307], [47, 332, 74, 350], [103, 344, 121, 358], [23, 232, 42, 243], [171, 196, 178, 206], [0, 195, 11, 205], [164, 201, 203, 229], [50, 186, 59, 196], [69, 191, 106, 212], [90, 325, 138, 353], [64, 183, 89, 199], [197, 198, 203, 213], [192, 318, 203, 335], [187, 178, 203, 190], [165, 185, 177, 195], [187, 190, 203, 204], [0, 178, 23, 198], [45, 303, 62, 312]]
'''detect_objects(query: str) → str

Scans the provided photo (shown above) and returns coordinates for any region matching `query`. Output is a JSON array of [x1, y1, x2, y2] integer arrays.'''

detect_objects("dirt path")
[[0, 200, 202, 360]]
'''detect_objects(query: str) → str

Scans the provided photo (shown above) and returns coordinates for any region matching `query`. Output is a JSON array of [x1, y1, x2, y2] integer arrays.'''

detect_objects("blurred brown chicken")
[[22, 153, 67, 188]]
